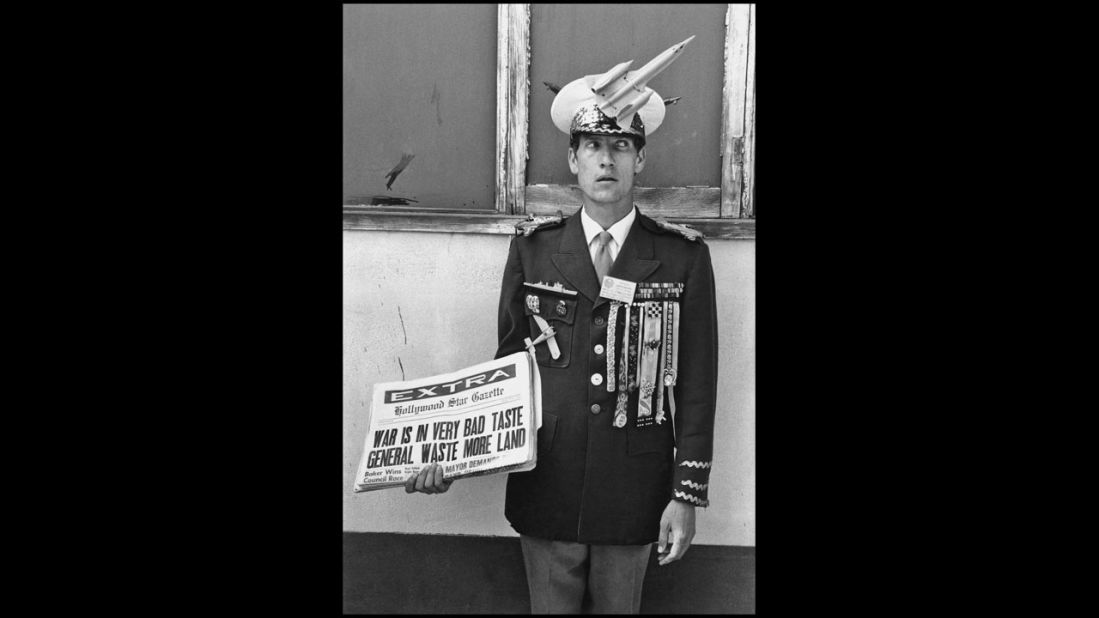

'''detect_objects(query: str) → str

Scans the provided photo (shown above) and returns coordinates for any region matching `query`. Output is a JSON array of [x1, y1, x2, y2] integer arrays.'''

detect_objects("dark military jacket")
[[495, 209, 718, 545]]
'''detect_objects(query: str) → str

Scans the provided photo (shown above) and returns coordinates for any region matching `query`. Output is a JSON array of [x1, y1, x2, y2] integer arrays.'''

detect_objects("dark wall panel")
[[343, 5, 497, 209]]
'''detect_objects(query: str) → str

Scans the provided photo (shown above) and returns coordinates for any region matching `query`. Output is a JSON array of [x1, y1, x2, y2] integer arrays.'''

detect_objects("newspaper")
[[353, 351, 541, 492]]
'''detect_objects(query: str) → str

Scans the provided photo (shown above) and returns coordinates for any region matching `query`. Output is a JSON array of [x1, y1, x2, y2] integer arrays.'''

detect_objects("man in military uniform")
[[408, 39, 717, 614]]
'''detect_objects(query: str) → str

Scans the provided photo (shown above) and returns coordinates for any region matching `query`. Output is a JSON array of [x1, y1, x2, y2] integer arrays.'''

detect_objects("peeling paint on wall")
[[368, 195, 419, 206], [383, 153, 415, 190]]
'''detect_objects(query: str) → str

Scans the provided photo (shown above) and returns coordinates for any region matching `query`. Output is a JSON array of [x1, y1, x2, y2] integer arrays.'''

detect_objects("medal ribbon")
[[653, 301, 668, 424], [606, 301, 620, 392], [636, 301, 662, 426], [627, 305, 639, 392], [665, 300, 680, 425], [613, 303, 632, 428]]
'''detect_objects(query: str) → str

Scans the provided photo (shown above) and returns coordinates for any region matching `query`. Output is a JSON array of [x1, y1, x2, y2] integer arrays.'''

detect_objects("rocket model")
[[591, 36, 695, 130], [550, 36, 695, 136]]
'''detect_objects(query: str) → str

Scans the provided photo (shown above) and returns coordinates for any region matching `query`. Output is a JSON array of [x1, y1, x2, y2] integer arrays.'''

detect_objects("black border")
[[121, 3, 969, 614]]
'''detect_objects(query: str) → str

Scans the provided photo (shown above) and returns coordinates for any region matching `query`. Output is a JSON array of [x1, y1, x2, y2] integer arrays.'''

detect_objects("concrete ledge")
[[343, 532, 755, 614]]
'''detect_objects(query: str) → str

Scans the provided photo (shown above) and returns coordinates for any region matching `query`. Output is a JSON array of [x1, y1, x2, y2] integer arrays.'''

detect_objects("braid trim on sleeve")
[[673, 490, 709, 507]]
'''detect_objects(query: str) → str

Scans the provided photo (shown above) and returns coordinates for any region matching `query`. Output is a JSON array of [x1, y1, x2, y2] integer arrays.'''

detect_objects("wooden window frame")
[[344, 3, 755, 240]]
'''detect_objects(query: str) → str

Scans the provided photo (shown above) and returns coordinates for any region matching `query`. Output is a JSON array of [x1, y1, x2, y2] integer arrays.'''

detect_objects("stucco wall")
[[343, 229, 755, 546]]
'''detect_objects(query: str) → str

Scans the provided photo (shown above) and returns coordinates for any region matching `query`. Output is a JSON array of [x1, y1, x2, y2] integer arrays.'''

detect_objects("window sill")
[[343, 207, 755, 240]]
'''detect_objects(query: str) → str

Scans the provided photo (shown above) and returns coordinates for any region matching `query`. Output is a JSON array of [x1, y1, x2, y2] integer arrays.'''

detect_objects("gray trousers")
[[519, 535, 652, 614]]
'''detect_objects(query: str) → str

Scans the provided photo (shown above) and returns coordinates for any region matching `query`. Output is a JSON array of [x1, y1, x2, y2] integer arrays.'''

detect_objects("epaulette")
[[652, 218, 704, 242], [514, 211, 565, 237]]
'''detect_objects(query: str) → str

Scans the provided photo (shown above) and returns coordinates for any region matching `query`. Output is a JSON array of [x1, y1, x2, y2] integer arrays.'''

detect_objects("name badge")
[[599, 276, 636, 303]]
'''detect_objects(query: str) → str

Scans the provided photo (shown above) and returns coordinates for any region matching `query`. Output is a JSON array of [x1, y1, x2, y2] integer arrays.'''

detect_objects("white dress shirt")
[[580, 206, 636, 266]]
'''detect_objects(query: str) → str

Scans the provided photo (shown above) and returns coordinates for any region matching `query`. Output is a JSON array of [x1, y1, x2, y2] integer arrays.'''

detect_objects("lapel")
[[599, 215, 660, 309], [551, 214, 601, 304], [550, 210, 660, 307]]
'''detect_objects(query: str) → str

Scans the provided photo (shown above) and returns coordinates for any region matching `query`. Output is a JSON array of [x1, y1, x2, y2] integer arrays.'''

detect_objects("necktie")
[[593, 231, 614, 282]]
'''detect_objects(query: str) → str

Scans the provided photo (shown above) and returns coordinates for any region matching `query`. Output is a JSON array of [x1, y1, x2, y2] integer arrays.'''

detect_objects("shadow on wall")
[[343, 532, 755, 614]]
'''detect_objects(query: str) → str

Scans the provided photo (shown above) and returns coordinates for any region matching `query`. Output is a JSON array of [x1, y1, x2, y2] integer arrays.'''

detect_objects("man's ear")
[[634, 146, 646, 174], [567, 147, 579, 175]]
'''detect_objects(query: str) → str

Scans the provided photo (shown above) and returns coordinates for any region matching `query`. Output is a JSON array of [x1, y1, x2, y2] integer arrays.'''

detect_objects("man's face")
[[567, 133, 646, 208]]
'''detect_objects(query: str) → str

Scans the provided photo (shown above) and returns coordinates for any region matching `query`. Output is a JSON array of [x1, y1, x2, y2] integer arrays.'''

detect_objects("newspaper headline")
[[354, 351, 541, 492]]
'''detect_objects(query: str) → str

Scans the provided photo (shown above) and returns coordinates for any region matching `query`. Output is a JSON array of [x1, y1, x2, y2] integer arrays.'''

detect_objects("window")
[[344, 4, 755, 240], [342, 4, 497, 211]]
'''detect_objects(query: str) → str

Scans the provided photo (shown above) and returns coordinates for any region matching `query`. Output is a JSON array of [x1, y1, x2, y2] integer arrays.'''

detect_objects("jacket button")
[[594, 344, 605, 355], [590, 404, 601, 414], [594, 316, 605, 326], [590, 373, 603, 386]]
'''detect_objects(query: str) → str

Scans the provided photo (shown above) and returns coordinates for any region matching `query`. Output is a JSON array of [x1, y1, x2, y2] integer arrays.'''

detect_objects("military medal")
[[653, 302, 668, 424], [613, 390, 629, 429], [612, 303, 632, 429], [613, 409, 627, 428], [526, 294, 540, 314], [662, 299, 681, 425], [635, 282, 684, 300], [613, 384, 629, 429], [621, 303, 631, 390], [627, 306, 640, 392], [635, 302, 662, 428], [606, 301, 620, 392]]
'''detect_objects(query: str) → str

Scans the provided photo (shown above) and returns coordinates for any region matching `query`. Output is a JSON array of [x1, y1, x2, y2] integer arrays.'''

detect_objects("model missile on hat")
[[591, 35, 694, 131], [549, 35, 695, 139], [590, 60, 635, 93]]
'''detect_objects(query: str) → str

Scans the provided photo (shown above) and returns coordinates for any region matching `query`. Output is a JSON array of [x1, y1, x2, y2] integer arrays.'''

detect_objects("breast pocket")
[[524, 293, 576, 369], [626, 421, 674, 456]]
